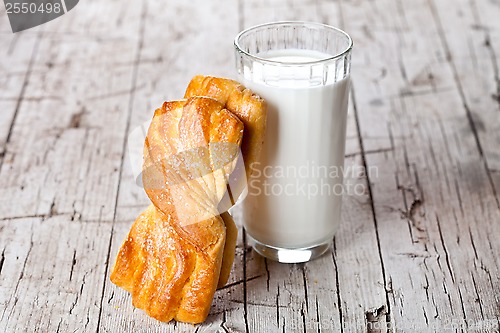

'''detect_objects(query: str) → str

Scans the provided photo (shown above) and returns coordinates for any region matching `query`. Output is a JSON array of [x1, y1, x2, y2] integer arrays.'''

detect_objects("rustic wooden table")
[[1, 0, 499, 332]]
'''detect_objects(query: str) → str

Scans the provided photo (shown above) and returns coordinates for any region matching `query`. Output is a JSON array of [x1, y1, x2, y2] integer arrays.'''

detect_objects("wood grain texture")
[[0, 0, 499, 332], [431, 0, 500, 201], [0, 217, 112, 333], [0, 1, 142, 222], [340, 0, 500, 331], [0, 11, 41, 165]]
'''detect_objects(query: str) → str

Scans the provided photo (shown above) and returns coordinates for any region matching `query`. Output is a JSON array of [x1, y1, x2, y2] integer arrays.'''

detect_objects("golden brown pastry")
[[112, 97, 243, 323], [142, 97, 243, 225], [110, 77, 266, 324], [110, 204, 226, 323], [185, 75, 267, 179], [184, 76, 267, 287]]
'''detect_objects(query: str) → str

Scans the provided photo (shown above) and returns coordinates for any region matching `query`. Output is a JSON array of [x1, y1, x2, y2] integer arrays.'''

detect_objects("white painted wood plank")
[[0, 21, 40, 159], [430, 0, 500, 199], [340, 0, 500, 330], [0, 0, 143, 222], [0, 216, 112, 333]]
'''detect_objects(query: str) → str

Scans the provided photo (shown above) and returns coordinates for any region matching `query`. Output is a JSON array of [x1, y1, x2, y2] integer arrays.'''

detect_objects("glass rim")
[[234, 21, 353, 66]]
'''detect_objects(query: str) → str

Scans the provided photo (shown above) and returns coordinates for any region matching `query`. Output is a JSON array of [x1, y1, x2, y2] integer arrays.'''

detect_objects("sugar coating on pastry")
[[110, 77, 266, 324]]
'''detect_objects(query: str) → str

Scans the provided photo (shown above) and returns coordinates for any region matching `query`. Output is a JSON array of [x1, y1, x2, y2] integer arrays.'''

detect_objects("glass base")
[[247, 235, 332, 263]]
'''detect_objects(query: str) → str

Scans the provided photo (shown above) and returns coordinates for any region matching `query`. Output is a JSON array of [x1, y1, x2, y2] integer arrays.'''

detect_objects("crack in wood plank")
[[300, 304, 307, 333], [350, 83, 392, 329], [331, 242, 344, 333], [264, 258, 270, 292], [216, 274, 262, 292], [219, 310, 230, 333], [435, 213, 456, 284], [344, 147, 394, 159], [242, 229, 250, 333], [315, 296, 321, 333], [55, 317, 62, 333], [275, 285, 280, 329], [0, 29, 43, 170], [300, 265, 309, 313], [69, 250, 76, 282], [470, 272, 485, 320], [0, 249, 5, 276], [69, 272, 87, 315], [231, 299, 288, 309], [0, 212, 79, 223], [1, 224, 34, 324], [11, 228, 33, 299]]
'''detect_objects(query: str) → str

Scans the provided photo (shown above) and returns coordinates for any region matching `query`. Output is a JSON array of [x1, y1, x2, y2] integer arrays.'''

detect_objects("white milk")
[[241, 49, 350, 249]]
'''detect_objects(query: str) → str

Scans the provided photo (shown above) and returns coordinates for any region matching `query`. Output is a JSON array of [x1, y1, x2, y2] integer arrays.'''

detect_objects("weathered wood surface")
[[0, 0, 499, 332]]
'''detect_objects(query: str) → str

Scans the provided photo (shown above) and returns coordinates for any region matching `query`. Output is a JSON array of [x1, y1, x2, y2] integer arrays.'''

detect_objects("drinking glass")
[[234, 21, 352, 263]]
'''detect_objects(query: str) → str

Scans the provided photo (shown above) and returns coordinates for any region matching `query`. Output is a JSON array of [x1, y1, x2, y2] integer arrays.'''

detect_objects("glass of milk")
[[234, 21, 352, 263]]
